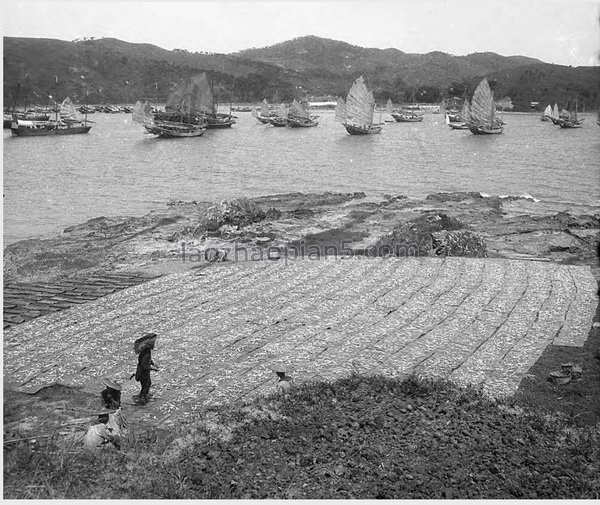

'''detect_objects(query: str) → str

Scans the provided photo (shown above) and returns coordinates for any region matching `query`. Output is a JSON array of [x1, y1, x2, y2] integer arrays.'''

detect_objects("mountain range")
[[3, 35, 599, 111]]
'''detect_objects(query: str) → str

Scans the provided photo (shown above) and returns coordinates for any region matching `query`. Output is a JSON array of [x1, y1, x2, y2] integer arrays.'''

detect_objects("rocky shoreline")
[[4, 191, 599, 284]]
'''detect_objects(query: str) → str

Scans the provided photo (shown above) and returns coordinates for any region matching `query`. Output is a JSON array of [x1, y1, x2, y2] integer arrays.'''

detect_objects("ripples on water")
[[3, 110, 600, 244]]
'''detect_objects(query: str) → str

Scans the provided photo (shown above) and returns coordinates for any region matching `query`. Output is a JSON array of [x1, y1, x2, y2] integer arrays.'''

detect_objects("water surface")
[[3, 110, 600, 245]]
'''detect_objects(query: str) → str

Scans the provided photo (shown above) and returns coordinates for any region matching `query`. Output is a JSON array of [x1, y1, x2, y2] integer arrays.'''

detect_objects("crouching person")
[[83, 408, 128, 451]]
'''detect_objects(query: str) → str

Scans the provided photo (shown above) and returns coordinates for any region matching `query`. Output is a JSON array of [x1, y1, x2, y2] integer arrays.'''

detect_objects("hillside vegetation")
[[3, 35, 599, 110]]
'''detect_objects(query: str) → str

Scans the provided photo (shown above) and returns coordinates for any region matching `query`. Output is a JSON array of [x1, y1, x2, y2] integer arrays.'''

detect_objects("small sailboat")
[[255, 99, 273, 124], [557, 97, 583, 128], [391, 91, 424, 122], [336, 76, 383, 135], [287, 99, 319, 127], [467, 78, 503, 135], [448, 98, 470, 130], [132, 100, 155, 127], [541, 104, 552, 122]]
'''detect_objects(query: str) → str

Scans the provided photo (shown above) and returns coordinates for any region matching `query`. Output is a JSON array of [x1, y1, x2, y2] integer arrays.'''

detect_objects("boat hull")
[[269, 117, 288, 127], [10, 123, 91, 136], [287, 117, 319, 127], [145, 122, 206, 138], [256, 116, 272, 124], [206, 118, 235, 129], [558, 120, 583, 128], [344, 123, 383, 135], [391, 113, 423, 123], [448, 122, 469, 130], [468, 124, 503, 135]]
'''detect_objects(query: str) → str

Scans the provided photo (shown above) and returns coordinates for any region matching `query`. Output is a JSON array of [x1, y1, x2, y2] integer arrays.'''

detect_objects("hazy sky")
[[3, 0, 600, 66]]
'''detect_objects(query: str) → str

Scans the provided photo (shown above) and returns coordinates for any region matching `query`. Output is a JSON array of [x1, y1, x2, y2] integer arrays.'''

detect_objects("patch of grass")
[[4, 374, 600, 499]]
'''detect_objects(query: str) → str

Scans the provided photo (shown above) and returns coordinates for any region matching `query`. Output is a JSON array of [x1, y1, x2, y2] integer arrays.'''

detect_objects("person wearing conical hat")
[[133, 332, 159, 405], [100, 378, 122, 410]]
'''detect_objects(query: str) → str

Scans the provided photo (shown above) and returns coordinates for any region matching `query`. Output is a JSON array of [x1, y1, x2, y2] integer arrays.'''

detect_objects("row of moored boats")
[[7, 73, 597, 138], [539, 101, 585, 128]]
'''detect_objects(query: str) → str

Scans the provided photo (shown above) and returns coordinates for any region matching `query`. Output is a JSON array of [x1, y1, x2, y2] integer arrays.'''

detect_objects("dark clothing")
[[136, 348, 155, 404], [101, 387, 122, 409], [139, 374, 151, 404]]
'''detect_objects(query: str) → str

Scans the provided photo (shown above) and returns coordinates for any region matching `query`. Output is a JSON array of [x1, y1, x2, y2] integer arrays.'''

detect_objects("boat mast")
[[54, 75, 59, 123], [11, 82, 20, 117], [84, 88, 89, 125]]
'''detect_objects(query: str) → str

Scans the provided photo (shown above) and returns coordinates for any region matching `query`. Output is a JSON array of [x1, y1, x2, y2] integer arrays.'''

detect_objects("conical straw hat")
[[133, 332, 158, 354], [101, 377, 122, 391]]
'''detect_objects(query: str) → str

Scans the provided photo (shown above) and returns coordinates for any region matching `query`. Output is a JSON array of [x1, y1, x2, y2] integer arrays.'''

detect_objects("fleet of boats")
[[6, 74, 595, 139]]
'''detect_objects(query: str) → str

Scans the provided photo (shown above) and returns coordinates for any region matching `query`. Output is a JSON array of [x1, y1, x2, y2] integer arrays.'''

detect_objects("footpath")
[[3, 257, 598, 425]]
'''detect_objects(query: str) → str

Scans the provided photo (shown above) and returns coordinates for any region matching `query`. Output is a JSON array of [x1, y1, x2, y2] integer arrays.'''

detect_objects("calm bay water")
[[3, 110, 600, 245]]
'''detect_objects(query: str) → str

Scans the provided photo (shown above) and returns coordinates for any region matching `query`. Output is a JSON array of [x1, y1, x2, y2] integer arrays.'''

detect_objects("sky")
[[2, 0, 600, 66]]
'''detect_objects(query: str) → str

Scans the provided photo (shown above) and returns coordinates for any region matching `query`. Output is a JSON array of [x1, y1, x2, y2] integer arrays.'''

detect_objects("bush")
[[370, 213, 486, 257]]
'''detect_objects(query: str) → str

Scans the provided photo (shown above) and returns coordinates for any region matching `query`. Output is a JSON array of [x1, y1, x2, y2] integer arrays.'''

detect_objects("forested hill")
[[4, 35, 599, 111]]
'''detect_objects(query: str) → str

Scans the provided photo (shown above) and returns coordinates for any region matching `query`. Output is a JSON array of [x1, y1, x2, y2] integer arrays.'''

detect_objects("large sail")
[[165, 80, 189, 113], [551, 103, 559, 120], [60, 97, 78, 120], [188, 73, 215, 116], [543, 104, 552, 117], [132, 100, 154, 125], [335, 97, 347, 124], [275, 103, 288, 119], [439, 99, 446, 116], [288, 99, 309, 120], [469, 78, 496, 126], [461, 99, 471, 122], [568, 97, 578, 120], [345, 76, 375, 126], [260, 99, 270, 117], [386, 98, 393, 113]]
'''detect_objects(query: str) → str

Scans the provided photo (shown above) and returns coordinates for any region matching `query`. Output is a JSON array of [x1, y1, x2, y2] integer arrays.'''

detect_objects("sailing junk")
[[254, 99, 274, 124], [10, 96, 92, 137], [336, 76, 383, 135], [146, 73, 236, 134], [467, 78, 503, 135], [391, 92, 424, 123], [287, 99, 319, 127], [447, 98, 470, 130], [557, 98, 583, 129], [135, 76, 207, 138], [549, 103, 561, 124]]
